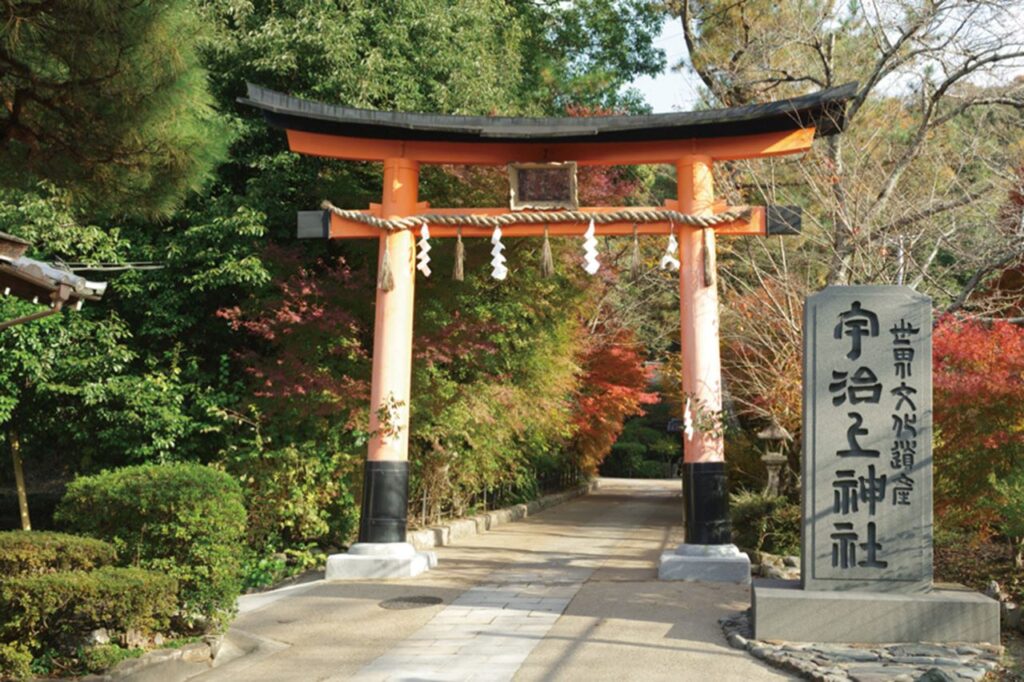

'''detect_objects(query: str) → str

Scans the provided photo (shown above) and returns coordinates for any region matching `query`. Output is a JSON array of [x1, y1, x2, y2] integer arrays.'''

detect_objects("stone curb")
[[406, 480, 598, 551], [82, 635, 221, 681]]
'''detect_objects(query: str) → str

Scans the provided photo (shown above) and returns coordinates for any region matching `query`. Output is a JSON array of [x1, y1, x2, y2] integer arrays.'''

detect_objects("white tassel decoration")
[[490, 226, 508, 280], [659, 232, 680, 271], [416, 223, 432, 277], [683, 398, 695, 441], [582, 219, 600, 275]]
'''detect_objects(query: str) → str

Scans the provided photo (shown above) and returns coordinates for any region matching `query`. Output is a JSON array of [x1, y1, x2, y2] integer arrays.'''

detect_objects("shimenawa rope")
[[321, 201, 749, 231]]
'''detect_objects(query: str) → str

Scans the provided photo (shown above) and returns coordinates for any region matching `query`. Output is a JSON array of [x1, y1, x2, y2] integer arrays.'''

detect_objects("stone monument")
[[752, 285, 999, 643]]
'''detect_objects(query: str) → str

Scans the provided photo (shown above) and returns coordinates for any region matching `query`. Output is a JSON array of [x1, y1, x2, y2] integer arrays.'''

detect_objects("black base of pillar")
[[358, 460, 409, 543], [682, 461, 731, 545]]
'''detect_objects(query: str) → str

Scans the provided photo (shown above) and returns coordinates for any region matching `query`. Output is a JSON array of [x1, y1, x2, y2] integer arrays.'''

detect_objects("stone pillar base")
[[658, 543, 751, 584], [752, 580, 1000, 643], [325, 542, 437, 581]]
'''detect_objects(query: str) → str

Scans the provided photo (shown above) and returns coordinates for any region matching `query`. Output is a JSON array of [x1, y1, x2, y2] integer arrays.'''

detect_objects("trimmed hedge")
[[0, 531, 116, 578], [0, 567, 177, 653], [0, 642, 32, 681], [55, 463, 247, 627]]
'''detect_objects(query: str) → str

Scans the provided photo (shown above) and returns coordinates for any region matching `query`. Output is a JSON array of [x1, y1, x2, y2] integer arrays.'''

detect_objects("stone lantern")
[[756, 418, 792, 497]]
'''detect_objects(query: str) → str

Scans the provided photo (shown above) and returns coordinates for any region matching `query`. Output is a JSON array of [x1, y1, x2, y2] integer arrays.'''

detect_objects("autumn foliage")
[[218, 246, 371, 426], [573, 330, 657, 475], [932, 316, 1024, 532]]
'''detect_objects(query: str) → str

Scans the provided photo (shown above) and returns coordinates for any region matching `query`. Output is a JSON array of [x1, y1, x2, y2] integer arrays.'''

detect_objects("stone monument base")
[[659, 543, 751, 584], [752, 580, 1000, 644], [325, 542, 437, 580]]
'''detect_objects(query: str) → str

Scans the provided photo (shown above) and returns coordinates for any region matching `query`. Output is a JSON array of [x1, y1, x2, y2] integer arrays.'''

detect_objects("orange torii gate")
[[243, 83, 855, 580]]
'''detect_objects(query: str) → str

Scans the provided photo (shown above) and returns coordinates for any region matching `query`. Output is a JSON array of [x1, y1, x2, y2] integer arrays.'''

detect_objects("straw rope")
[[321, 200, 749, 231]]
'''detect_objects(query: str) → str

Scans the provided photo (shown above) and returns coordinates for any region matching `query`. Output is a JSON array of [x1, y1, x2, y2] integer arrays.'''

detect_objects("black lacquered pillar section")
[[682, 461, 731, 545], [358, 461, 409, 543]]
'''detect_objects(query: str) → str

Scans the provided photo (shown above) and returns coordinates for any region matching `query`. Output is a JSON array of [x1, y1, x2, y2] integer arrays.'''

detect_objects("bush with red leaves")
[[933, 316, 1024, 535]]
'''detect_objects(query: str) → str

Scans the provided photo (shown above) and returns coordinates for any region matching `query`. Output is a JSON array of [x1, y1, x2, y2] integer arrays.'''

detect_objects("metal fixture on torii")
[[242, 83, 855, 579]]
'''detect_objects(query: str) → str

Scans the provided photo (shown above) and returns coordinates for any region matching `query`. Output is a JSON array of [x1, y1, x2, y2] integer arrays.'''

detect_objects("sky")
[[632, 16, 705, 113], [637, 8, 1024, 113]]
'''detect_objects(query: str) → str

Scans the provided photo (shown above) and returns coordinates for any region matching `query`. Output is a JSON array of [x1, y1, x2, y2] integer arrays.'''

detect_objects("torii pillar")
[[656, 157, 752, 583], [677, 157, 728, 541], [241, 81, 854, 581]]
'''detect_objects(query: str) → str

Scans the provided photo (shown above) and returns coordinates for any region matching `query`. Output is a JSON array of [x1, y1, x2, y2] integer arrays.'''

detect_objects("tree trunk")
[[826, 135, 854, 285], [9, 426, 31, 531]]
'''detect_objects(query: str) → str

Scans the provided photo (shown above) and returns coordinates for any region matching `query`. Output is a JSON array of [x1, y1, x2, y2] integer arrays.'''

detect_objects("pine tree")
[[0, 0, 228, 216]]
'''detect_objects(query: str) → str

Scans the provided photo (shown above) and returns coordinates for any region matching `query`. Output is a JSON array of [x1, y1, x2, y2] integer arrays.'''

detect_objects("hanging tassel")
[[453, 227, 465, 282], [541, 224, 554, 278], [630, 223, 641, 277], [582, 219, 600, 274], [378, 236, 395, 291], [702, 228, 717, 287]]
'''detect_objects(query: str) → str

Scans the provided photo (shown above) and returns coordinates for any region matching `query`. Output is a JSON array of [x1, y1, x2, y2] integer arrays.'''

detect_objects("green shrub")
[[601, 442, 647, 477], [55, 463, 246, 627], [78, 643, 145, 675], [0, 567, 177, 653], [634, 459, 668, 479], [0, 642, 32, 681], [232, 445, 357, 552], [620, 423, 665, 446], [610, 442, 646, 460], [988, 467, 1024, 567], [0, 531, 116, 579], [730, 489, 801, 556]]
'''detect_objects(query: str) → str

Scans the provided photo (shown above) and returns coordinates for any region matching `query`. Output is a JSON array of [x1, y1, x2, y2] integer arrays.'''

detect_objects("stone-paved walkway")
[[194, 479, 790, 682], [351, 576, 576, 680]]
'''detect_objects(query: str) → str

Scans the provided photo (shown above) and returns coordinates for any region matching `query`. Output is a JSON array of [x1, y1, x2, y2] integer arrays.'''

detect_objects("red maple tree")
[[573, 329, 658, 475], [217, 245, 371, 427], [933, 315, 1024, 532]]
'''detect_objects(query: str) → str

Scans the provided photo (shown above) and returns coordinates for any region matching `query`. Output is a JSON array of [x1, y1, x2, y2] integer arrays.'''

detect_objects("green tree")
[[1, 0, 229, 216]]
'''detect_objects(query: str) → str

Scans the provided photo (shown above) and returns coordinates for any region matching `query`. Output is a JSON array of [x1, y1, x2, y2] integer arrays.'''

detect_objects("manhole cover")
[[379, 595, 444, 610]]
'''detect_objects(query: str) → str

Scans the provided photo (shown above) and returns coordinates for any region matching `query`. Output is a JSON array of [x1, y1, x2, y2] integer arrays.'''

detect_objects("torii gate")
[[243, 83, 855, 580]]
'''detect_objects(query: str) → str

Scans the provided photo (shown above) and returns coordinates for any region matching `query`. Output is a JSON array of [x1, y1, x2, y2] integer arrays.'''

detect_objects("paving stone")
[[849, 668, 904, 682], [352, 556, 583, 681]]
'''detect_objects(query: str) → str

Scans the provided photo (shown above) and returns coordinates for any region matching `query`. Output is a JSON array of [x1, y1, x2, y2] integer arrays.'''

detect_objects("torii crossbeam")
[[243, 83, 855, 580]]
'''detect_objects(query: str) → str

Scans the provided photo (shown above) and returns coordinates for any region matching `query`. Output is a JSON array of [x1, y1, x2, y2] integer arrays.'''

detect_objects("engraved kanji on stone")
[[891, 382, 918, 412], [833, 470, 859, 514], [892, 472, 914, 505], [859, 464, 887, 516], [834, 301, 880, 361], [829, 367, 883, 406], [858, 522, 888, 568], [890, 319, 920, 344], [890, 439, 916, 470], [831, 522, 859, 569], [892, 413, 918, 439], [837, 412, 881, 458], [893, 347, 915, 379]]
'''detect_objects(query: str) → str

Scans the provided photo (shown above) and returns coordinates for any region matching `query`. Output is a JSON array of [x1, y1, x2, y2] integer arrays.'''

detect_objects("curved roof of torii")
[[241, 82, 857, 144]]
